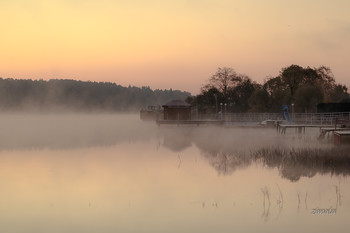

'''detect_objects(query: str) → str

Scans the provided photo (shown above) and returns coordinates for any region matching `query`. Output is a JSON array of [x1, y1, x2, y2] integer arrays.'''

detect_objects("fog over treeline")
[[0, 78, 190, 112]]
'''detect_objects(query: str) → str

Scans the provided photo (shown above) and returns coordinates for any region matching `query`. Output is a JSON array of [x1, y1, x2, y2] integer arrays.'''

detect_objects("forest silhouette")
[[1, 64, 349, 113], [187, 64, 350, 113], [0, 78, 190, 112]]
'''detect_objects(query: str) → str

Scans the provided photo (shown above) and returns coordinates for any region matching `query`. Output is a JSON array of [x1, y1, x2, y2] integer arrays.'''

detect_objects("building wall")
[[163, 107, 191, 120], [317, 103, 350, 113]]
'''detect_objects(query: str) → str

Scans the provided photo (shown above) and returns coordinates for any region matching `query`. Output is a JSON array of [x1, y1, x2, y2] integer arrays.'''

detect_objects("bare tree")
[[204, 67, 238, 98]]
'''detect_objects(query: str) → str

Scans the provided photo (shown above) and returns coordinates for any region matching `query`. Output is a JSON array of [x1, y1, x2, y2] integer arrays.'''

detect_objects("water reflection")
[[163, 131, 192, 152], [254, 147, 350, 181], [0, 115, 349, 232], [1, 113, 348, 182], [197, 146, 350, 181], [161, 126, 350, 181]]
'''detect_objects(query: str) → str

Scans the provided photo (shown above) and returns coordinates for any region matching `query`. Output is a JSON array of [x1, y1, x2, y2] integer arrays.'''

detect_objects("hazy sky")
[[0, 0, 349, 94]]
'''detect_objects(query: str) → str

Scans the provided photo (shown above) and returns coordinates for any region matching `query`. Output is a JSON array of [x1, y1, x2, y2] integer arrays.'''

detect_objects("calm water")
[[0, 114, 349, 233]]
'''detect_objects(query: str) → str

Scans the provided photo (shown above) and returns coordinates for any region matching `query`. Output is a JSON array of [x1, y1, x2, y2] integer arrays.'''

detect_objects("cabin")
[[317, 102, 350, 113], [162, 99, 191, 120]]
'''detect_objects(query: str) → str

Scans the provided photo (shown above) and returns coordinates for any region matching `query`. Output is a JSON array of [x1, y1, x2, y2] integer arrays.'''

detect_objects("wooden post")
[[334, 132, 341, 146]]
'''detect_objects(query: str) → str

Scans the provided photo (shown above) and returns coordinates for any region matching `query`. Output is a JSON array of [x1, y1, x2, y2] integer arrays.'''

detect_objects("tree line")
[[0, 78, 190, 112], [186, 65, 350, 113]]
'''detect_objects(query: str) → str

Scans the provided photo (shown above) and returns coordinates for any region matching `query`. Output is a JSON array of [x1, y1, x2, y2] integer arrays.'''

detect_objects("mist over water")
[[0, 114, 157, 150], [0, 114, 349, 233], [0, 113, 331, 150]]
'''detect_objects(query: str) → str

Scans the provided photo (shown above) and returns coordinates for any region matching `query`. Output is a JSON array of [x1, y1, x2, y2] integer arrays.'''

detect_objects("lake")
[[0, 114, 349, 233]]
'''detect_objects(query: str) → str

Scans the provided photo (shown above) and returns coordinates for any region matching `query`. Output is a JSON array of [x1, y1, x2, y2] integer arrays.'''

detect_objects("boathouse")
[[162, 99, 191, 120]]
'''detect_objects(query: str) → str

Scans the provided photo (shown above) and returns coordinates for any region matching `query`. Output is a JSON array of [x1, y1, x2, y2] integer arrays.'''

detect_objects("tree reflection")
[[254, 147, 350, 181], [192, 137, 350, 181], [201, 151, 252, 175], [159, 126, 350, 181]]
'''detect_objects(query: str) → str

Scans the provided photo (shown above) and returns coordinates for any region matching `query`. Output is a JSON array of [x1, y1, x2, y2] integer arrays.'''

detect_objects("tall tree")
[[280, 65, 320, 101], [294, 84, 324, 112], [227, 75, 259, 112], [203, 67, 238, 100], [248, 87, 270, 112], [263, 76, 290, 112]]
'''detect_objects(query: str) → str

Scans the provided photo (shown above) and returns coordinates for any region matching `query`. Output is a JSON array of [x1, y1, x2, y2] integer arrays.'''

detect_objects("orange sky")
[[0, 0, 349, 94]]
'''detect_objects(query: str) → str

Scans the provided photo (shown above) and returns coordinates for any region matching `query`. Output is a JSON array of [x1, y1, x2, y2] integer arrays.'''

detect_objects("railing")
[[292, 112, 350, 125], [191, 112, 350, 125]]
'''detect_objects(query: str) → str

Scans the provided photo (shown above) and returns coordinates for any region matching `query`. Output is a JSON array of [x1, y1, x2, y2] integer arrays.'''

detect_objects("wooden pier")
[[319, 127, 350, 139], [156, 120, 224, 126], [277, 124, 333, 134], [334, 131, 350, 145], [332, 117, 350, 145]]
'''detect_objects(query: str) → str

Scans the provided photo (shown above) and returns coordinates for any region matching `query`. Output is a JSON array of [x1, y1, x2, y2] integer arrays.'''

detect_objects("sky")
[[0, 0, 349, 94]]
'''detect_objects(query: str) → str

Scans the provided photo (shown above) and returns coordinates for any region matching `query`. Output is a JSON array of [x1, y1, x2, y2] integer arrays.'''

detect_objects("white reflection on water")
[[0, 114, 349, 233]]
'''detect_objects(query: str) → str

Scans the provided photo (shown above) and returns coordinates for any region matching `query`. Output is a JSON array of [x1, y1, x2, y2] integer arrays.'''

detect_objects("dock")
[[277, 124, 333, 134], [319, 127, 350, 139], [334, 131, 350, 145], [156, 120, 224, 126]]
